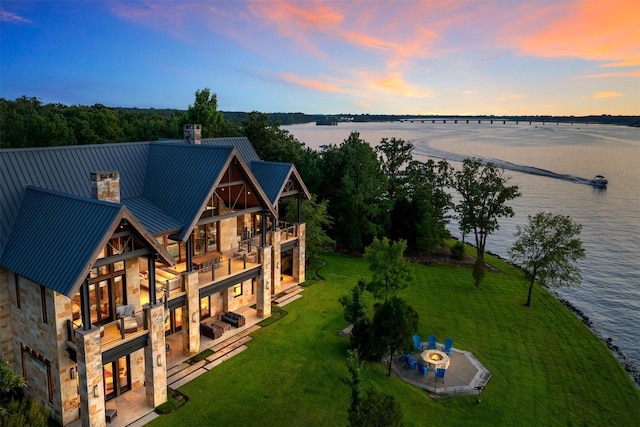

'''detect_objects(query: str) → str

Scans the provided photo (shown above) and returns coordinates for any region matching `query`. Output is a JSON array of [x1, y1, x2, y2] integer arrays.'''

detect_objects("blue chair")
[[413, 335, 423, 353], [417, 362, 430, 379], [442, 338, 453, 355], [399, 350, 410, 364], [427, 335, 437, 350], [405, 356, 417, 370], [435, 368, 446, 383]]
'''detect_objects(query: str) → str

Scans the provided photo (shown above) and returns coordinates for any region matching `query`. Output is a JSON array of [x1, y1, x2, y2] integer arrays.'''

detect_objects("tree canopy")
[[453, 158, 521, 289], [509, 212, 585, 307], [364, 237, 413, 302]]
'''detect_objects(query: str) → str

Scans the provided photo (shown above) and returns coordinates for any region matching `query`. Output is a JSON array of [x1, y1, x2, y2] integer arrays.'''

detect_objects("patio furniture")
[[435, 368, 446, 383], [427, 335, 437, 350], [399, 350, 411, 364], [417, 362, 430, 379], [200, 318, 223, 339], [105, 408, 117, 423], [442, 338, 453, 355], [221, 311, 245, 328], [405, 356, 417, 370], [413, 335, 423, 353], [116, 305, 138, 334]]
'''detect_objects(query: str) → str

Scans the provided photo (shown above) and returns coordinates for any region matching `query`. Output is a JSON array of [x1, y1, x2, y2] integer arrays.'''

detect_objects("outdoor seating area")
[[392, 337, 491, 397]]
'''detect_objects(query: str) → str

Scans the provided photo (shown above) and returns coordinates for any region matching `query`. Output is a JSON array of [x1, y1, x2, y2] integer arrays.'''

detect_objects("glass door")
[[103, 356, 130, 401]]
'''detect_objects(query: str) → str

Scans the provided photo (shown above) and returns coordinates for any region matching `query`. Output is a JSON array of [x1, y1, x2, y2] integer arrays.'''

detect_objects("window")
[[233, 284, 242, 298], [21, 344, 53, 403], [200, 296, 210, 318], [14, 273, 21, 308], [40, 285, 48, 324]]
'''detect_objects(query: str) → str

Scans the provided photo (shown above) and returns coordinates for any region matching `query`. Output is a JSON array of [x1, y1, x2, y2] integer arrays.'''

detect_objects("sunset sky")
[[1, 0, 638, 115]]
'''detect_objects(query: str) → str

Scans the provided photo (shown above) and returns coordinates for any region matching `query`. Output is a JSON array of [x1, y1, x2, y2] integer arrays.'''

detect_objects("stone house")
[[0, 125, 309, 426]]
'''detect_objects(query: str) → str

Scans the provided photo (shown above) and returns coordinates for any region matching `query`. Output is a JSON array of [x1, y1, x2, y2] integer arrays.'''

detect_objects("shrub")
[[450, 241, 465, 260], [0, 397, 49, 427]]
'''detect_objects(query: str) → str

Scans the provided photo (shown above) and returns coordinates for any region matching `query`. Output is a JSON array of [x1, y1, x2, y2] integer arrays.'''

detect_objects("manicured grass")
[[149, 252, 640, 426]]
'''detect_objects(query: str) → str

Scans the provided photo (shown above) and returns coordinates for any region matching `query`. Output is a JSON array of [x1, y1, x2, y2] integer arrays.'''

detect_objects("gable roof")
[[201, 137, 260, 163], [0, 142, 150, 257], [251, 161, 311, 205], [0, 187, 173, 297]]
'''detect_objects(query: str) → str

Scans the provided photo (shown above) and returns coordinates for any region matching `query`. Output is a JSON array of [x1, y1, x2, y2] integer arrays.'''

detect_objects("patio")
[[391, 346, 491, 398]]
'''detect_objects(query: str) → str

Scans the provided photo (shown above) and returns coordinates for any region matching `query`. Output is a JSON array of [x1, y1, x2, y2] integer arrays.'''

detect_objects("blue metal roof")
[[251, 162, 293, 205], [201, 137, 260, 163], [0, 187, 123, 296], [0, 142, 150, 257], [122, 197, 182, 236], [143, 143, 234, 241]]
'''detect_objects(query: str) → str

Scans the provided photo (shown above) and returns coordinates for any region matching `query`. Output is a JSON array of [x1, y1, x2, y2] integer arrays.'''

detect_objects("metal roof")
[[201, 137, 260, 163], [143, 142, 235, 241], [122, 197, 182, 236], [251, 161, 294, 205], [0, 187, 124, 296], [0, 142, 150, 257]]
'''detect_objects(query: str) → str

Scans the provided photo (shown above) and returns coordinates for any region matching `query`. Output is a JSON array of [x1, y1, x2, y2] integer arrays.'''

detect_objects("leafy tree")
[[346, 349, 403, 427], [376, 137, 414, 201], [364, 238, 413, 302], [372, 296, 419, 376], [183, 88, 227, 138], [319, 132, 387, 252], [405, 159, 453, 254], [453, 158, 521, 289], [0, 397, 49, 427], [282, 195, 335, 264], [509, 212, 585, 307], [0, 359, 25, 402], [339, 280, 368, 325]]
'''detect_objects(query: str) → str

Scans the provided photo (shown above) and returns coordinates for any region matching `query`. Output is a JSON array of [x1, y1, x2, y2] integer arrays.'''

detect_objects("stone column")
[[144, 304, 167, 407], [256, 246, 272, 318], [271, 230, 281, 294], [182, 271, 200, 356], [293, 223, 306, 284], [75, 327, 106, 427]]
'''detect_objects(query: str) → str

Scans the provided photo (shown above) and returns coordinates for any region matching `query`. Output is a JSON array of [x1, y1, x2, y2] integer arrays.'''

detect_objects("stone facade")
[[293, 223, 306, 284]]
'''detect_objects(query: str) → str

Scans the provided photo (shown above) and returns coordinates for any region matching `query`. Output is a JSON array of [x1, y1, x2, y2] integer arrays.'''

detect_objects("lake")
[[284, 120, 640, 378]]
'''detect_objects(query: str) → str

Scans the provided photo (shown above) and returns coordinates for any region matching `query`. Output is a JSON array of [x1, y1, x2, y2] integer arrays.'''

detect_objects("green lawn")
[[150, 251, 640, 426]]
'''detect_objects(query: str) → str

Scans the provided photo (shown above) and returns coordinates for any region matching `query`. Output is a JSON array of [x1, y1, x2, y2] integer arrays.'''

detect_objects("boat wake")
[[411, 146, 603, 187]]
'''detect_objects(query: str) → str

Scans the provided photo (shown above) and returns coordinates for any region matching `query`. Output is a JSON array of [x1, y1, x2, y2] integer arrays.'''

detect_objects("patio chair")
[[427, 335, 437, 350], [399, 350, 411, 364], [413, 335, 423, 353], [417, 362, 430, 379], [435, 368, 446, 383], [442, 338, 453, 355], [405, 356, 417, 370]]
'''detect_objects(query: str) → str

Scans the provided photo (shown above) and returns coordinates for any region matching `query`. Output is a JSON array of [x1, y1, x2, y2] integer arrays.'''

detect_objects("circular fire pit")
[[421, 349, 450, 369]]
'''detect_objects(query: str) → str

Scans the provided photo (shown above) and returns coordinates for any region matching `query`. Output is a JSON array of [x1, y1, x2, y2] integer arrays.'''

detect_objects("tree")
[[364, 238, 413, 302], [339, 280, 368, 325], [319, 132, 387, 252], [376, 137, 414, 201], [281, 195, 335, 264], [509, 212, 585, 307], [183, 88, 227, 137], [0, 359, 25, 402], [346, 349, 403, 427], [453, 158, 521, 289], [372, 296, 419, 376]]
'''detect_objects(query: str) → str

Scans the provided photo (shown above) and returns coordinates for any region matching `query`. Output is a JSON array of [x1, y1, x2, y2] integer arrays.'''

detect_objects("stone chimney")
[[91, 171, 120, 203], [184, 124, 202, 145]]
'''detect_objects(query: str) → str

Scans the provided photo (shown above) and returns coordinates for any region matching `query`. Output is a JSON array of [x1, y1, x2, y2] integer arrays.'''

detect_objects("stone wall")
[[0, 267, 15, 362]]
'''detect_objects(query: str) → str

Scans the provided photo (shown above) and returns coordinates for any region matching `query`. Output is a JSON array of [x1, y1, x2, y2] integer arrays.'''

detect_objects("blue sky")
[[1, 0, 638, 115]]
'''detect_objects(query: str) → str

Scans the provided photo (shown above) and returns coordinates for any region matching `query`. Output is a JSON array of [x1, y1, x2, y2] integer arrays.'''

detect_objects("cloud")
[[577, 71, 640, 79], [592, 91, 623, 99], [507, 0, 640, 62], [600, 60, 640, 68], [1, 9, 33, 24], [279, 73, 344, 93]]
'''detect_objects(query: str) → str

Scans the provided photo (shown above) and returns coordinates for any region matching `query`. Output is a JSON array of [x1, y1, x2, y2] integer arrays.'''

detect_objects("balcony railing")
[[66, 308, 148, 350]]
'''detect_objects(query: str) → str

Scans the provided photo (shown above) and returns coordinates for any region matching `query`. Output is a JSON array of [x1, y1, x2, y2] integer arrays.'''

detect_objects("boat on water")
[[590, 175, 608, 187]]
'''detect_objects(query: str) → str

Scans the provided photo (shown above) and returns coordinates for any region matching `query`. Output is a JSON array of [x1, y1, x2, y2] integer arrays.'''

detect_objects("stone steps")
[[273, 285, 304, 306]]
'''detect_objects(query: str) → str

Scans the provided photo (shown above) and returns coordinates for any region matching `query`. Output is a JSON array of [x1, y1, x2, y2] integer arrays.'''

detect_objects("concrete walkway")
[[390, 346, 491, 398]]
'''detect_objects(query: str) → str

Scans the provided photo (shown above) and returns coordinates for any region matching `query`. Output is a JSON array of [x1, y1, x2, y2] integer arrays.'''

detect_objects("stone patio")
[[390, 346, 491, 398]]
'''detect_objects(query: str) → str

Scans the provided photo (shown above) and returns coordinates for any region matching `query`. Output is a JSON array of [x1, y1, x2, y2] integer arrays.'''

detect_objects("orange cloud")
[[601, 60, 640, 68], [577, 71, 640, 79], [279, 73, 344, 93], [592, 91, 623, 99], [511, 0, 640, 61]]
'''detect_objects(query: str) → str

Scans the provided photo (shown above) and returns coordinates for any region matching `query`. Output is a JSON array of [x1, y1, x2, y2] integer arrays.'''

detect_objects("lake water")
[[284, 120, 640, 377]]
